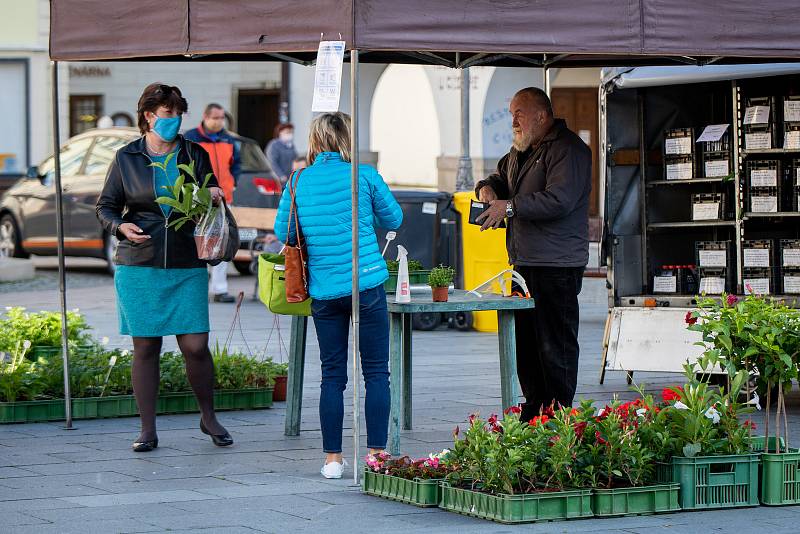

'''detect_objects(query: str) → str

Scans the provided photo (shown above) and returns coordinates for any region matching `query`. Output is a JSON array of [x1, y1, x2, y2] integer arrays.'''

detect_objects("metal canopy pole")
[[51, 61, 73, 430], [455, 67, 473, 192], [350, 49, 361, 485]]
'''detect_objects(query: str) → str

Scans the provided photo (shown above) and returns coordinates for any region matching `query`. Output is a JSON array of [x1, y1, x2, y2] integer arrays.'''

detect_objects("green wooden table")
[[283, 290, 535, 457]]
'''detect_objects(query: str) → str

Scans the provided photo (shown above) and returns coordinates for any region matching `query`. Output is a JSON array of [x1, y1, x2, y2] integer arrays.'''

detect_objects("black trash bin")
[[377, 190, 461, 330]]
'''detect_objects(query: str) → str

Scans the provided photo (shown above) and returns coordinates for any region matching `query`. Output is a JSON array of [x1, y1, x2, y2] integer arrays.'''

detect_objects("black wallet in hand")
[[468, 200, 505, 228]]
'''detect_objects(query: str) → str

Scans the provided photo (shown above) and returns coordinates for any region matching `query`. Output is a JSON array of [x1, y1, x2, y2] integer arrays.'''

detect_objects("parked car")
[[0, 128, 280, 274]]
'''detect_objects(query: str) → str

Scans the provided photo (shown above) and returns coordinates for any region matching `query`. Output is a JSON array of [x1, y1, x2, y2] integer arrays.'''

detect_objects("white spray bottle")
[[395, 245, 411, 303]]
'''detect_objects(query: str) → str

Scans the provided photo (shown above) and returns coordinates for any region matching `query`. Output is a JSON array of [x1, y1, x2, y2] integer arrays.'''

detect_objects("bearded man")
[[475, 87, 592, 421]]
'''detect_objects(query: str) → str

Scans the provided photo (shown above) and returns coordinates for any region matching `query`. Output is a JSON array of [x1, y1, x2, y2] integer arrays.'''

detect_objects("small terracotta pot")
[[431, 286, 449, 302], [272, 375, 287, 402]]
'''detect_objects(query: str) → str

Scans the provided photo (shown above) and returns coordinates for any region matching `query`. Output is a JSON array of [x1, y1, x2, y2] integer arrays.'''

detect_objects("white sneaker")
[[320, 458, 347, 479]]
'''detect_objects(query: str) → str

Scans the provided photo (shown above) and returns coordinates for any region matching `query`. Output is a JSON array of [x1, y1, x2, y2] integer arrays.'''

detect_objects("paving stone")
[[60, 489, 214, 507]]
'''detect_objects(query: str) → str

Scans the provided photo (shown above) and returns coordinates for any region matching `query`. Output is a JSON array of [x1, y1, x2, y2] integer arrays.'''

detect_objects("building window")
[[111, 112, 134, 127], [69, 95, 103, 137]]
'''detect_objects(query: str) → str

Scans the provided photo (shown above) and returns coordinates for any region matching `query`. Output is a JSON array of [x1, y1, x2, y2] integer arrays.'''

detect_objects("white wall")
[[68, 61, 282, 135], [370, 64, 440, 186]]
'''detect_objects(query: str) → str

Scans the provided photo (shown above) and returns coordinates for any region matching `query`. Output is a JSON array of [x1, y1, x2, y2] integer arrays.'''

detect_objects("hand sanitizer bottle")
[[395, 245, 411, 303]]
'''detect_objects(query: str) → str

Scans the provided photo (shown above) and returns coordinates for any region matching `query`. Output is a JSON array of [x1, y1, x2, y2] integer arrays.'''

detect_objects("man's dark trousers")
[[514, 265, 584, 419]]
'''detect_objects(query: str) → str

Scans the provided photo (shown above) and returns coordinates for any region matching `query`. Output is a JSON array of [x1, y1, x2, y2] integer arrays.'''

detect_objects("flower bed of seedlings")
[[0, 307, 286, 423]]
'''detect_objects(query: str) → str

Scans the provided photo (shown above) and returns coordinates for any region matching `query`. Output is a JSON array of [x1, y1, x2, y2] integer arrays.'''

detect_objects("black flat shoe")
[[132, 438, 158, 452], [200, 420, 233, 447]]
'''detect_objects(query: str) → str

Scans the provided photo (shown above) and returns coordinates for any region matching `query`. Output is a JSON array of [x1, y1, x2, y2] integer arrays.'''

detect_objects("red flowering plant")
[[444, 408, 546, 494], [654, 361, 753, 458], [365, 450, 452, 480], [577, 397, 656, 488]]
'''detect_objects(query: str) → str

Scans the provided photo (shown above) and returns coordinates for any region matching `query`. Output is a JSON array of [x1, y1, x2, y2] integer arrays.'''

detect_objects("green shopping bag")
[[258, 253, 312, 316]]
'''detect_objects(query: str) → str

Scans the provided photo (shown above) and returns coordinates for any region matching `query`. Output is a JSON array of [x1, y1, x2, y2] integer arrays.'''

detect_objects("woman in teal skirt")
[[96, 83, 233, 452]]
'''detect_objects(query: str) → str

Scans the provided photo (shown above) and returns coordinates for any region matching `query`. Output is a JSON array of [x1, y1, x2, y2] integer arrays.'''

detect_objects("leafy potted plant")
[[384, 258, 429, 293], [688, 292, 800, 505], [152, 156, 221, 258], [0, 307, 94, 359], [363, 451, 451, 507], [266, 358, 289, 402], [428, 265, 455, 302]]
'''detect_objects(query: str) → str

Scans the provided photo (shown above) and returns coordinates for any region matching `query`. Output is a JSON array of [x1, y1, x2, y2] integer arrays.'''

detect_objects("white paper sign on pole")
[[311, 40, 346, 113], [696, 124, 729, 143]]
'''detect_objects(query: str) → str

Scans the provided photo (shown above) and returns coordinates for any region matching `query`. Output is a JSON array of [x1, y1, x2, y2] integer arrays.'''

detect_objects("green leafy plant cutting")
[[152, 155, 216, 230]]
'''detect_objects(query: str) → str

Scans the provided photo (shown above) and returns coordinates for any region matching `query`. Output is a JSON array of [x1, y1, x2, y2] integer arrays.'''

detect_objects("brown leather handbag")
[[284, 169, 309, 303]]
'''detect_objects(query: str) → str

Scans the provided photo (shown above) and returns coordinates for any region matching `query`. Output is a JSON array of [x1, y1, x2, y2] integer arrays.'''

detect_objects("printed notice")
[[665, 136, 693, 155], [743, 106, 770, 125], [751, 196, 778, 213], [699, 277, 725, 294], [696, 124, 730, 142], [705, 159, 729, 177], [693, 202, 720, 221], [750, 169, 777, 187], [653, 276, 677, 293], [784, 248, 800, 267], [311, 40, 346, 112], [784, 100, 800, 122], [666, 162, 693, 180], [785, 130, 800, 150], [744, 248, 770, 268], [744, 277, 770, 295], [699, 250, 727, 267], [745, 132, 772, 150], [784, 275, 800, 294]]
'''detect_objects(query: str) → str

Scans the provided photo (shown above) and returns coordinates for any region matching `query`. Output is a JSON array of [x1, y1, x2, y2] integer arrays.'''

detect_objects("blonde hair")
[[307, 112, 351, 164]]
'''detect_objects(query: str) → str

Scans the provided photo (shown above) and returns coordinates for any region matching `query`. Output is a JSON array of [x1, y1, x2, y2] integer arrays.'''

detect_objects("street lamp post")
[[455, 68, 473, 192]]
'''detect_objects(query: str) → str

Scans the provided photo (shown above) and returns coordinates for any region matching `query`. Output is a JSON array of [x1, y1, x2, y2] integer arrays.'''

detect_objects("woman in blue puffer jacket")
[[275, 112, 403, 479]]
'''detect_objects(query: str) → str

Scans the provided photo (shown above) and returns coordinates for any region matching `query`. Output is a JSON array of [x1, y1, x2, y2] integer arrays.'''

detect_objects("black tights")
[[131, 333, 225, 441]]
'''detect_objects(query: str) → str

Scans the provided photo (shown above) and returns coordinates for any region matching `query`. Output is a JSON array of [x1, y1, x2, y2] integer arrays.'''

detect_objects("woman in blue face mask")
[[96, 83, 232, 452]]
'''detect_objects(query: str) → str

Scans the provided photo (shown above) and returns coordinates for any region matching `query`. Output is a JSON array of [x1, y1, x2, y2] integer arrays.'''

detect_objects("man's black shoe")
[[213, 293, 236, 303]]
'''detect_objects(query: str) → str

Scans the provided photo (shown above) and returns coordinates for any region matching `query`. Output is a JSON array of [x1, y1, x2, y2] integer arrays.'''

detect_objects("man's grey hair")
[[514, 87, 553, 117]]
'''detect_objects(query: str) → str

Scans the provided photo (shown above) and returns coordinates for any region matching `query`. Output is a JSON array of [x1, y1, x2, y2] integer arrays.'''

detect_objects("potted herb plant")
[[267, 359, 289, 402], [363, 451, 451, 507], [428, 265, 455, 302]]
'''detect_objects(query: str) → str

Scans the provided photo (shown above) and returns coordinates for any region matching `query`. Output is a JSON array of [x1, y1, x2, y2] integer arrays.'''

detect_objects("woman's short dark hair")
[[137, 83, 188, 134]]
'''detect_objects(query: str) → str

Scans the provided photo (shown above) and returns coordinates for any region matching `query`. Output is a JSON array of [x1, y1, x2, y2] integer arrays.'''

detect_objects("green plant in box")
[[386, 259, 423, 272], [0, 307, 92, 355], [0, 341, 46, 403]]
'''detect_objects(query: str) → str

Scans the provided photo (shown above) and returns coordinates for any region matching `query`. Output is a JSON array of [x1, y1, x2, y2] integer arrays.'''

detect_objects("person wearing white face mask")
[[264, 123, 297, 185]]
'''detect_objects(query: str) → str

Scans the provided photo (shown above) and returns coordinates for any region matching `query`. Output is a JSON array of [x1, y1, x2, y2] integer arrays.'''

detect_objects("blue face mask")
[[152, 115, 182, 142]]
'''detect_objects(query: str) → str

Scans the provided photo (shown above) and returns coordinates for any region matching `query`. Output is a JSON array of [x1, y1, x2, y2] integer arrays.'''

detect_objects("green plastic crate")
[[654, 462, 672, 484], [362, 468, 441, 507], [439, 482, 593, 524], [670, 454, 760, 510], [384, 271, 431, 293], [760, 449, 800, 506], [72, 395, 138, 419], [748, 435, 786, 453], [214, 388, 273, 410], [0, 399, 65, 423], [158, 392, 198, 414], [591, 484, 680, 517]]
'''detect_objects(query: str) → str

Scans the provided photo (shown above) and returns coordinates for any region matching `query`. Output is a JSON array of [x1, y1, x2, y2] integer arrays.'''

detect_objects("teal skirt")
[[115, 265, 209, 337]]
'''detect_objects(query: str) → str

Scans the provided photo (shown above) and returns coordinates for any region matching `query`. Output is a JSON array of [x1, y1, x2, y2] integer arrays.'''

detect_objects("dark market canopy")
[[50, 0, 800, 67]]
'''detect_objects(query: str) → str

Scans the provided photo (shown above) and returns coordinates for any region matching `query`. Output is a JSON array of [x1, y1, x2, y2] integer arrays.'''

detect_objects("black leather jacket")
[[96, 135, 219, 269]]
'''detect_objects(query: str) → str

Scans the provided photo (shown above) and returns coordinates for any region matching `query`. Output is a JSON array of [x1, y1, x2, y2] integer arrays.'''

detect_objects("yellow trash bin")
[[453, 192, 510, 333]]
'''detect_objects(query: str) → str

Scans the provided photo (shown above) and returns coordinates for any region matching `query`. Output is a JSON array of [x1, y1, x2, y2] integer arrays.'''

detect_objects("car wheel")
[[0, 214, 27, 258], [104, 233, 118, 274], [234, 260, 254, 276], [451, 311, 474, 331], [412, 312, 441, 331]]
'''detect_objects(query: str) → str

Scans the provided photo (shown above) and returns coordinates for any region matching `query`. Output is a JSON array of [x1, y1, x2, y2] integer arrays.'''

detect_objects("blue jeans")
[[311, 285, 390, 453]]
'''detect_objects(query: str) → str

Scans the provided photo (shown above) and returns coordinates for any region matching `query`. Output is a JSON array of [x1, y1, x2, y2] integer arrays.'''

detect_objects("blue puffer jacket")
[[274, 152, 403, 300]]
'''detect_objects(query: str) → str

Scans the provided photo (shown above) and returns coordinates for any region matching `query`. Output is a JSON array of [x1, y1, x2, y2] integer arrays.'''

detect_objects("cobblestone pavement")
[[1, 262, 798, 533]]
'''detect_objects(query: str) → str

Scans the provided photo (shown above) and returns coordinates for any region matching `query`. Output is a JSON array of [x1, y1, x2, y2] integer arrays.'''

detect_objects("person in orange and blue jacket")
[[184, 103, 241, 303]]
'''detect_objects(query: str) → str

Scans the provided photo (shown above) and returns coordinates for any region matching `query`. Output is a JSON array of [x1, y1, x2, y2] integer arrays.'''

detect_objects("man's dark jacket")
[[475, 119, 591, 267]]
